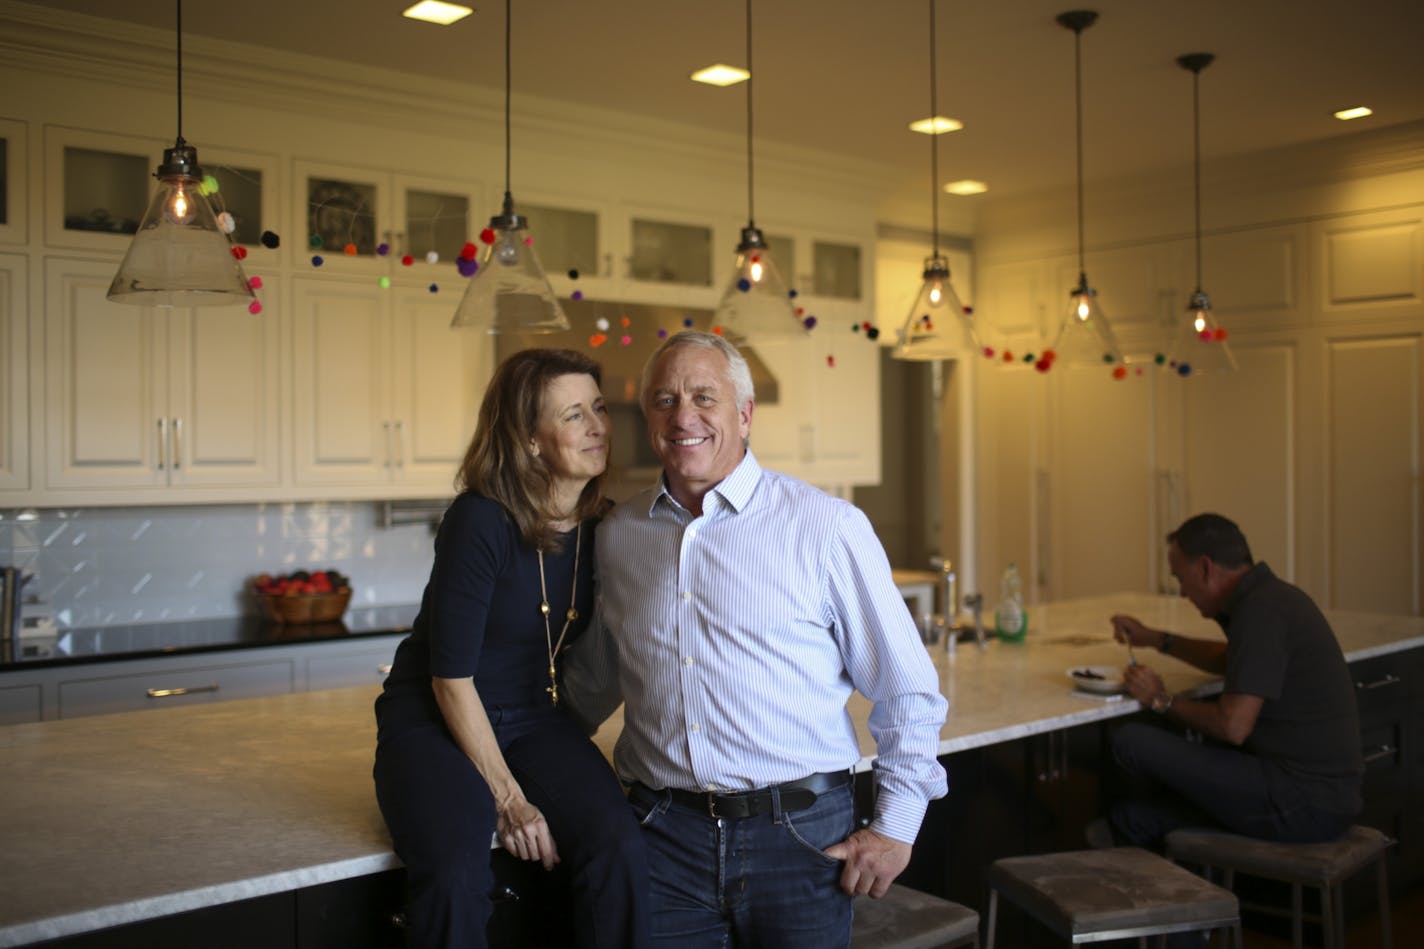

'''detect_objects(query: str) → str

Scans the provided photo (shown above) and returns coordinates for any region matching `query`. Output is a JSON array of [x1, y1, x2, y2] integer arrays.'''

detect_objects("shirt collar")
[[647, 450, 763, 518], [1217, 561, 1273, 625]]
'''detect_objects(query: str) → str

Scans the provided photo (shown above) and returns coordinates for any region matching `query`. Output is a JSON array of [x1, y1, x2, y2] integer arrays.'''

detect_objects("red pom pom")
[[1042, 348, 1056, 361], [343, 243, 357, 256], [1214, 327, 1229, 341], [479, 228, 496, 244], [589, 333, 608, 348], [983, 346, 995, 358], [231, 246, 248, 260], [401, 254, 414, 266], [826, 355, 836, 368], [621, 316, 631, 328], [1112, 365, 1128, 380], [1034, 358, 1052, 373], [461, 242, 477, 260], [712, 326, 725, 336], [1199, 328, 1213, 341], [1002, 351, 1014, 362]]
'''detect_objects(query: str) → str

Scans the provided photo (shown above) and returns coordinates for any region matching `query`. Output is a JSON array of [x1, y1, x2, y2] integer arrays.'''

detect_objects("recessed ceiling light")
[[909, 116, 964, 135], [402, 1, 473, 26], [691, 64, 750, 86], [944, 180, 988, 196], [1333, 106, 1373, 121]]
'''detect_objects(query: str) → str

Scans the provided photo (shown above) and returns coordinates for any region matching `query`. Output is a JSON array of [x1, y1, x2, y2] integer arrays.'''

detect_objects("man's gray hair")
[[639, 331, 755, 411]]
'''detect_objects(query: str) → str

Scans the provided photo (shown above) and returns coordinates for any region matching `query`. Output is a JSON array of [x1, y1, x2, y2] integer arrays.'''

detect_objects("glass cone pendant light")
[[895, 0, 981, 361], [108, 0, 254, 307], [714, 0, 804, 344], [1165, 52, 1235, 377], [1048, 10, 1124, 374], [451, 0, 569, 333]]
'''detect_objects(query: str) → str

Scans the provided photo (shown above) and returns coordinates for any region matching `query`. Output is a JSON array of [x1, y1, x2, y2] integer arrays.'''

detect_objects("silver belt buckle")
[[707, 793, 723, 818]]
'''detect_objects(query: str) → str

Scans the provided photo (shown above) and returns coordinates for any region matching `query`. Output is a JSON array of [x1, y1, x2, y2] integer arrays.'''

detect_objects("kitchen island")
[[2, 593, 1420, 947]]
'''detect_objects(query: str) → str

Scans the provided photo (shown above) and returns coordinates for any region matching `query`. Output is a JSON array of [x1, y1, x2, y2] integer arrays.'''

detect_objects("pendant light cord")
[[503, 0, 513, 208], [1073, 22, 1085, 282], [1192, 66, 1203, 292], [174, 0, 184, 144], [745, 0, 755, 227], [929, 0, 940, 259]]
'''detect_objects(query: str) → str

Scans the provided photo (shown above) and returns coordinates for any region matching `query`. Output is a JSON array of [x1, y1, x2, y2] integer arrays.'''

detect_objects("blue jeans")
[[1109, 721, 1354, 849], [629, 781, 856, 948]]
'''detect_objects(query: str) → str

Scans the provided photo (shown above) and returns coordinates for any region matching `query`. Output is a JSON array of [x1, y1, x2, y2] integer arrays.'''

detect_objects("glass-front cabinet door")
[[394, 172, 482, 278], [621, 203, 721, 306], [44, 126, 159, 251], [518, 193, 613, 302], [0, 118, 28, 246]]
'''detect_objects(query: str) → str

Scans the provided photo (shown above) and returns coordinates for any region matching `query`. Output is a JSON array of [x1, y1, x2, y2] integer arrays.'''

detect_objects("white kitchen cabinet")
[[294, 159, 482, 279], [291, 276, 491, 495], [750, 332, 881, 487], [0, 117, 29, 246], [41, 257, 282, 497], [0, 252, 27, 492]]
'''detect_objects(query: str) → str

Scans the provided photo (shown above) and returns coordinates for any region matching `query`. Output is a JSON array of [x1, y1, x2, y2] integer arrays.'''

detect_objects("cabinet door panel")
[[44, 258, 166, 488], [168, 299, 281, 487], [0, 252, 26, 491], [292, 280, 390, 484], [389, 289, 485, 486]]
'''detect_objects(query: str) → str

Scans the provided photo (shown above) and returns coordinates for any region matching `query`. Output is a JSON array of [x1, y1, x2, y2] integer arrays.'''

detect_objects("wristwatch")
[[1159, 632, 1176, 654], [1150, 692, 1175, 715]]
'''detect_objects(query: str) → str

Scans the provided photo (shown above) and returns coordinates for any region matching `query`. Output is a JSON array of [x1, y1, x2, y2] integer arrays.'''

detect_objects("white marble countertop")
[[1, 593, 1419, 946]]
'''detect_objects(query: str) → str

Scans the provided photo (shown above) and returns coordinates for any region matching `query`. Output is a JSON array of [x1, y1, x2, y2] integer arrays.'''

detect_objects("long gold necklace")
[[536, 522, 581, 705]]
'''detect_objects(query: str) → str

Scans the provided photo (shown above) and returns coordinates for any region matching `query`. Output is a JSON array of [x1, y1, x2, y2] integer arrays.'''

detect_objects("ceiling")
[[22, 0, 1424, 210]]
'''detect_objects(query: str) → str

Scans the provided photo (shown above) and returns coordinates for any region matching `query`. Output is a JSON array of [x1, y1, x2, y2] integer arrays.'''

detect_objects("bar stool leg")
[[985, 889, 998, 949], [1377, 857, 1393, 949], [1290, 881, 1303, 949], [1320, 884, 1335, 949]]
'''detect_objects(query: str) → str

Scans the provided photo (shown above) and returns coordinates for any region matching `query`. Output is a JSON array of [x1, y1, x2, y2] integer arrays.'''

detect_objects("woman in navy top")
[[374, 348, 648, 948]]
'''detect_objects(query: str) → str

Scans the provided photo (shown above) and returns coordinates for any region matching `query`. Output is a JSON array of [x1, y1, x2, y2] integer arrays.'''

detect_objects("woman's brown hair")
[[455, 348, 607, 551]]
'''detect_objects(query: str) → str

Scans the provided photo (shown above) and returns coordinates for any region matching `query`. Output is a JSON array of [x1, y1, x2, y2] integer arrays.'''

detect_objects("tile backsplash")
[[0, 502, 438, 629]]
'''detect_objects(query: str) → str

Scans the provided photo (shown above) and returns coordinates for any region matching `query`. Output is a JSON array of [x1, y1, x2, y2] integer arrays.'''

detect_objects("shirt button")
[[683, 657, 694, 665], [704, 783, 717, 791], [681, 591, 692, 601], [691, 724, 701, 732], [686, 527, 697, 539]]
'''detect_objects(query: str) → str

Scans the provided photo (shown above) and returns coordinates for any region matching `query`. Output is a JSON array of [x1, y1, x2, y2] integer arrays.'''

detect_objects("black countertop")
[[1, 604, 419, 671]]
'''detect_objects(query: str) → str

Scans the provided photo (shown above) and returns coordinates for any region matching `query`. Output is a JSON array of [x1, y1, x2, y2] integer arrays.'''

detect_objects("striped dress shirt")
[[565, 451, 948, 844]]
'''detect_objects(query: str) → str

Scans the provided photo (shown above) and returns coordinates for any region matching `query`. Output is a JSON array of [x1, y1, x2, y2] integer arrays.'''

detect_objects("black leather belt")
[[654, 770, 852, 820]]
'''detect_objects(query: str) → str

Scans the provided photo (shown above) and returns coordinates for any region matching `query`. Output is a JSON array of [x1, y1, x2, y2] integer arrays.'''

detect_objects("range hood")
[[494, 298, 780, 405]]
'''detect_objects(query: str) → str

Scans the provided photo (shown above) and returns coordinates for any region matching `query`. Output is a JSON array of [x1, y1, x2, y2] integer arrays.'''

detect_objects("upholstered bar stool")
[[985, 847, 1241, 947], [1165, 825, 1394, 949], [851, 883, 980, 948]]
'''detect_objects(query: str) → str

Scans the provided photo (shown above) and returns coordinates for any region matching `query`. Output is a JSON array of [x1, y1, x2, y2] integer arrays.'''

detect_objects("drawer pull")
[[146, 684, 220, 698], [1362, 744, 1397, 764], [1355, 674, 1402, 691]]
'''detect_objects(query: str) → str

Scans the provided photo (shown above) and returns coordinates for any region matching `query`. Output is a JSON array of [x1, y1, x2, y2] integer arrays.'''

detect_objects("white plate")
[[1066, 665, 1126, 695]]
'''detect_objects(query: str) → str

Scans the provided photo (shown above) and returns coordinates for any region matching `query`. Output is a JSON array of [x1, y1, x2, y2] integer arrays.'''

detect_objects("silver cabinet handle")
[[393, 420, 405, 468], [171, 417, 182, 469], [1362, 744, 1397, 764], [156, 417, 168, 470], [383, 421, 394, 468], [1355, 674, 1402, 691], [147, 684, 220, 698]]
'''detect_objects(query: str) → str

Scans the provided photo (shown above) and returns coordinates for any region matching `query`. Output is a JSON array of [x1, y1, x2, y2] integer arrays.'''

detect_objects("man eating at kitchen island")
[[1104, 513, 1362, 850], [564, 330, 947, 948]]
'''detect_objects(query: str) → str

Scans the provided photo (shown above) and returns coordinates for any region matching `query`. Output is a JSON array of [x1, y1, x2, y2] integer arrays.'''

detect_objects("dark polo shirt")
[[1218, 563, 1363, 816]]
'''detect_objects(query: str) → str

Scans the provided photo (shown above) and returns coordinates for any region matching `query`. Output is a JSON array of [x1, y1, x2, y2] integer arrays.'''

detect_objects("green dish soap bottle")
[[995, 562, 1028, 642]]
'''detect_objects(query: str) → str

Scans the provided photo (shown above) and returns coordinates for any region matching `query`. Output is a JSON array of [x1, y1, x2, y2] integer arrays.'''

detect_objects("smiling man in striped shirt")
[[565, 330, 948, 948]]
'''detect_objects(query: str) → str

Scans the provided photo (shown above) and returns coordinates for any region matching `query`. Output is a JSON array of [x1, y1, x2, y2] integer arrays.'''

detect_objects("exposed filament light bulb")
[[749, 257, 764, 282], [928, 283, 943, 305], [1075, 295, 1092, 321], [164, 181, 194, 225]]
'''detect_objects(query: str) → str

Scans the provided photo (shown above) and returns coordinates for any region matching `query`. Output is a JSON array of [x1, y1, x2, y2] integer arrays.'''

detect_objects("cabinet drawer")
[[58, 660, 296, 718], [306, 647, 397, 691], [0, 682, 42, 724]]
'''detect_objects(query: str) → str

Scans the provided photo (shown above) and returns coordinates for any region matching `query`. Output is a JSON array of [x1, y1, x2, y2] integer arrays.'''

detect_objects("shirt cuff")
[[869, 789, 930, 845]]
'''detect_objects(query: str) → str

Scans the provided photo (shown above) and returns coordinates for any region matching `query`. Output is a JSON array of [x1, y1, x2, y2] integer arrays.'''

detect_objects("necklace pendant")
[[546, 682, 559, 705], [566, 607, 578, 622]]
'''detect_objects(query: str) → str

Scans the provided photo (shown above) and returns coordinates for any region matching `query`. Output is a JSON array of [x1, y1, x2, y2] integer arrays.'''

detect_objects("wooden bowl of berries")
[[253, 569, 353, 624]]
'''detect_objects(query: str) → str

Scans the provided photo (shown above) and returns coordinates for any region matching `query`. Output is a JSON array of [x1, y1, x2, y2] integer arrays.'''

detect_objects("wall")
[[969, 120, 1424, 611], [0, 502, 434, 628]]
